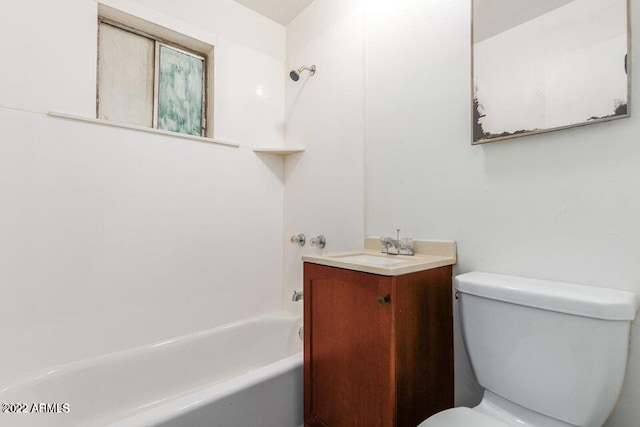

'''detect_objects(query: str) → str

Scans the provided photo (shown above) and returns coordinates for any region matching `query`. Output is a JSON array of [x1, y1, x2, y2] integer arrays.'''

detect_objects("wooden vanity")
[[302, 241, 456, 426]]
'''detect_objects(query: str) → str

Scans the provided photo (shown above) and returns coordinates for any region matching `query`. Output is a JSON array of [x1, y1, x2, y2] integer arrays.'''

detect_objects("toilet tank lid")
[[455, 272, 639, 321]]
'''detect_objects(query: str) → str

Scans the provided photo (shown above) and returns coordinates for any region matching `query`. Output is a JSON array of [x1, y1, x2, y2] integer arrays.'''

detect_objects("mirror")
[[472, 0, 629, 144]]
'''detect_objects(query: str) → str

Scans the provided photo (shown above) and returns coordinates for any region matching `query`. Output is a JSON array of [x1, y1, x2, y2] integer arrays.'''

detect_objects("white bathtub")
[[0, 311, 303, 427]]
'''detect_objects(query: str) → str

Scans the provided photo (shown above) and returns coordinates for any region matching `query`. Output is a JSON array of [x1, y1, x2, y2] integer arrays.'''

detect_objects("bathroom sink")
[[334, 254, 410, 266]]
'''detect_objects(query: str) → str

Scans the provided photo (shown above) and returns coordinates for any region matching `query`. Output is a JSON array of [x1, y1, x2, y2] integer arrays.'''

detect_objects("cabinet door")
[[304, 264, 394, 427]]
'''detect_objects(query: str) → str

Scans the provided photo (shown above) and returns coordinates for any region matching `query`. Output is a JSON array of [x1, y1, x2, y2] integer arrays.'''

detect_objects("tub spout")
[[292, 290, 303, 302]]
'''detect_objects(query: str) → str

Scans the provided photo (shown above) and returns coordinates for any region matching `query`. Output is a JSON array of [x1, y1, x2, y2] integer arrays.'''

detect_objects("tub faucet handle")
[[310, 235, 326, 249], [290, 234, 306, 246]]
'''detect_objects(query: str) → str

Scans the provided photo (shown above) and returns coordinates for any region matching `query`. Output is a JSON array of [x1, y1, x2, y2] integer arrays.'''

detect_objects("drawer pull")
[[377, 296, 390, 306]]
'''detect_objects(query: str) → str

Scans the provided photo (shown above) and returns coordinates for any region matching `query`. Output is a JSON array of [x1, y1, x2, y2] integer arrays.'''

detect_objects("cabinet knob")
[[377, 296, 390, 306]]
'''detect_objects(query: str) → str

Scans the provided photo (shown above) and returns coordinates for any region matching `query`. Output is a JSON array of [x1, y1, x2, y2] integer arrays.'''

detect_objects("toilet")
[[421, 272, 638, 427]]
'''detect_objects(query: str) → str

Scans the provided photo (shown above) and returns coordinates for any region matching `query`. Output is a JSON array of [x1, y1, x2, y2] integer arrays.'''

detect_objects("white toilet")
[[421, 272, 638, 427]]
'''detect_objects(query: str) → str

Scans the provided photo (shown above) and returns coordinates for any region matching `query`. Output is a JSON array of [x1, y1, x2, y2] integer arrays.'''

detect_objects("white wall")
[[365, 0, 640, 425], [283, 0, 366, 315], [0, 0, 286, 386]]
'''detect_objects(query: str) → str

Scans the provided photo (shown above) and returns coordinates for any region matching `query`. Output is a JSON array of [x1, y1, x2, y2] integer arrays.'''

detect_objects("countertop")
[[302, 238, 456, 276]]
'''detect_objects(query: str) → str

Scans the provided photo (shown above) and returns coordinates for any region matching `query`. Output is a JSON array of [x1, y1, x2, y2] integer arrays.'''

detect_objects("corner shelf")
[[253, 147, 305, 156]]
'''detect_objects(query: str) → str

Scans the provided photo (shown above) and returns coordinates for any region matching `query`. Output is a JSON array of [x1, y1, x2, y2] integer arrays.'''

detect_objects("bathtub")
[[0, 311, 303, 427]]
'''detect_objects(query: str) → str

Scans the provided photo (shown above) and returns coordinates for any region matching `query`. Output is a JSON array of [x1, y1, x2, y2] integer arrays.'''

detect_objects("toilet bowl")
[[421, 407, 508, 427], [420, 272, 638, 427], [422, 391, 577, 427]]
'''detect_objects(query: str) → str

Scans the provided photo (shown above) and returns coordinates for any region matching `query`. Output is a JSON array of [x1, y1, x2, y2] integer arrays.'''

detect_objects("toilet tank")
[[456, 272, 638, 427]]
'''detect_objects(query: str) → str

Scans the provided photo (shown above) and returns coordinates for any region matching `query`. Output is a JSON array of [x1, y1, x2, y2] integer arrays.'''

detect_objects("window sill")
[[47, 112, 239, 148]]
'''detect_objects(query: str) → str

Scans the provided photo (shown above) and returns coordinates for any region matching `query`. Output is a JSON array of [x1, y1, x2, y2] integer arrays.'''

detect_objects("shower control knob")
[[290, 233, 306, 246], [310, 235, 326, 249]]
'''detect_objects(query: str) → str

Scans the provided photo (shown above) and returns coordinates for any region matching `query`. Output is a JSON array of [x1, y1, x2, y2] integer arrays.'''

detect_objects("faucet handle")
[[290, 234, 306, 246], [310, 235, 326, 249]]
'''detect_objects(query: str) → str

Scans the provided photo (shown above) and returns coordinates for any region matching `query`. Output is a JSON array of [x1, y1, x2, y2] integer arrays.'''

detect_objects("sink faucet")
[[381, 229, 414, 256], [292, 290, 303, 302]]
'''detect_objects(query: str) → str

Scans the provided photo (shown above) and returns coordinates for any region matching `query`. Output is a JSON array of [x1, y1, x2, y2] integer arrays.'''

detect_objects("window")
[[97, 20, 207, 137]]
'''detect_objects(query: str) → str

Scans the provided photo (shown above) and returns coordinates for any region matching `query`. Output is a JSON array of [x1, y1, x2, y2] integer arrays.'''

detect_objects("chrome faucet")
[[381, 229, 414, 256], [381, 236, 402, 254], [292, 290, 303, 302]]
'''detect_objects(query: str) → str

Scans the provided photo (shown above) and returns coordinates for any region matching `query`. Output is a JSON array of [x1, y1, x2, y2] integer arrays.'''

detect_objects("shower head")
[[289, 65, 316, 81], [289, 70, 301, 81]]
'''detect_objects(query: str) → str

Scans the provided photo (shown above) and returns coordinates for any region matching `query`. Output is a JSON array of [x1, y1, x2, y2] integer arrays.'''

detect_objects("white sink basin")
[[334, 254, 411, 266]]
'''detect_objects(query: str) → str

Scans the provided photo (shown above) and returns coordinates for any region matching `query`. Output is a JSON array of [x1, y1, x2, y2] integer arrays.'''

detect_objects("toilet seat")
[[418, 407, 511, 427]]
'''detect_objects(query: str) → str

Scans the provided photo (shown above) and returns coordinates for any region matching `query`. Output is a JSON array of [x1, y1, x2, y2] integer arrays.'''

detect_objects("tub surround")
[[0, 0, 287, 389], [302, 238, 456, 276]]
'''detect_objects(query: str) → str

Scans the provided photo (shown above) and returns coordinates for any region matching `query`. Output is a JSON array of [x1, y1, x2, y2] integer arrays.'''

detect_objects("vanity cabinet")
[[303, 262, 454, 427]]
